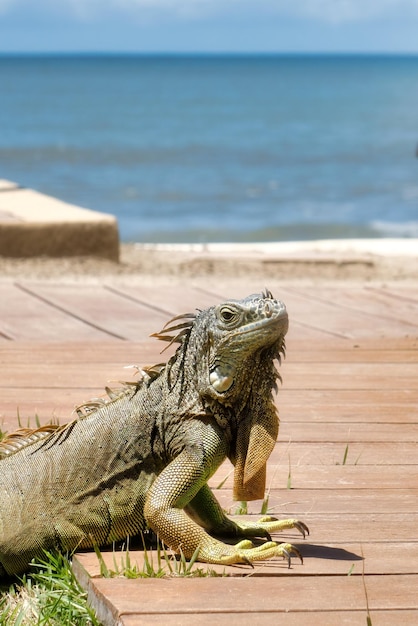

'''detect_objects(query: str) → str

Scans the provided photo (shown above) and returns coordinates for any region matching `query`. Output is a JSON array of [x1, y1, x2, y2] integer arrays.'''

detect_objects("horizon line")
[[1, 50, 418, 57]]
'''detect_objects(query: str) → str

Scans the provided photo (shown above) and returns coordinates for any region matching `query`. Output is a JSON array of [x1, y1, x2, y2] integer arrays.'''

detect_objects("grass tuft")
[[0, 551, 99, 626], [337, 443, 362, 466], [234, 501, 248, 515], [93, 537, 221, 579], [286, 454, 293, 490]]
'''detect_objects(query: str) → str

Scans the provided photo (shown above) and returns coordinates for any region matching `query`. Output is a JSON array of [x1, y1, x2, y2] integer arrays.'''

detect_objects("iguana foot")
[[234, 516, 309, 542], [203, 539, 303, 567], [235, 539, 304, 567]]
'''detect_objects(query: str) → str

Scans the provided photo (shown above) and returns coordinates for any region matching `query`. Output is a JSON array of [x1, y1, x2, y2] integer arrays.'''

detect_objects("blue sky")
[[0, 0, 418, 53]]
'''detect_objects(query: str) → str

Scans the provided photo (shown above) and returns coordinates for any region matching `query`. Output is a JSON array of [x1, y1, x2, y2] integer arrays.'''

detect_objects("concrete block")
[[0, 181, 119, 261]]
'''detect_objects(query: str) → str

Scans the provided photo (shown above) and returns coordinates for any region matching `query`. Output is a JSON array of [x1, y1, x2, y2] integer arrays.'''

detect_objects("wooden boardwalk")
[[1, 277, 417, 625]]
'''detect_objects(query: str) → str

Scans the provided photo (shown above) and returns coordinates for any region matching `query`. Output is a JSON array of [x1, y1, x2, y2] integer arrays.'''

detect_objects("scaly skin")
[[0, 290, 308, 577]]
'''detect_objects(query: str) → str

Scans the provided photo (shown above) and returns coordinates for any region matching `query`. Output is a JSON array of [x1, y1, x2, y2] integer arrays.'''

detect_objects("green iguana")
[[0, 290, 308, 577]]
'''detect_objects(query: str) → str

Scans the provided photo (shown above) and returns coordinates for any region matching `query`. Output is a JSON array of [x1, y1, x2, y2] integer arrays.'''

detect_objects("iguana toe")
[[235, 516, 309, 540], [234, 540, 304, 567]]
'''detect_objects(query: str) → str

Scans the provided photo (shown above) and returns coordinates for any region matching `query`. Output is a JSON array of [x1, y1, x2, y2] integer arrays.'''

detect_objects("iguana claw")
[[282, 543, 304, 568], [294, 520, 310, 539]]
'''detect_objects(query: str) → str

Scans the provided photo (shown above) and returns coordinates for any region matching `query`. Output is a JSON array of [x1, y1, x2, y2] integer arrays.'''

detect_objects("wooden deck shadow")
[[302, 543, 363, 562]]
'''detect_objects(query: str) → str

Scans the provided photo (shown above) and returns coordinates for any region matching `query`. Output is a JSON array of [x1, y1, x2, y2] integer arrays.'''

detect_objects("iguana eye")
[[219, 306, 236, 323]]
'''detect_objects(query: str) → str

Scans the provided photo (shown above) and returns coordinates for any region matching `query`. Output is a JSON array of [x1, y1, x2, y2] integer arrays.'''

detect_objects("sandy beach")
[[0, 240, 417, 284]]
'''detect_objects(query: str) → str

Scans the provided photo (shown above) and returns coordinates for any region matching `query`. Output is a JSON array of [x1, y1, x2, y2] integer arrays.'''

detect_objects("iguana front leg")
[[187, 483, 308, 540], [144, 447, 228, 561], [186, 484, 308, 566], [144, 449, 307, 567]]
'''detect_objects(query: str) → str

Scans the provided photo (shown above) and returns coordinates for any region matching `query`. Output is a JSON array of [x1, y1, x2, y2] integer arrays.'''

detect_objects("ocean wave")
[[370, 220, 418, 238]]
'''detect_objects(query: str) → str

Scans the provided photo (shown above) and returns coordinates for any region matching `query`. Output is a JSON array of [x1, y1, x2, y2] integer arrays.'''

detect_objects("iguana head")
[[153, 289, 288, 502], [207, 289, 288, 396]]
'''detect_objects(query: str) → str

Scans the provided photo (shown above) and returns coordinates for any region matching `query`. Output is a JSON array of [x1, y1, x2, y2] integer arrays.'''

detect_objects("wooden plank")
[[273, 441, 418, 466], [17, 282, 170, 340], [210, 464, 418, 490], [244, 512, 418, 543], [0, 284, 111, 341], [106, 284, 224, 317], [277, 285, 418, 339], [1, 342, 416, 393], [87, 576, 369, 619], [84, 575, 418, 622], [366, 285, 418, 311], [0, 341, 168, 368], [282, 362, 418, 389], [213, 489, 418, 516], [288, 349, 418, 362], [278, 387, 417, 407], [276, 389, 417, 425], [277, 422, 418, 443], [0, 362, 156, 389], [288, 336, 418, 350], [287, 285, 418, 329], [120, 611, 418, 626]]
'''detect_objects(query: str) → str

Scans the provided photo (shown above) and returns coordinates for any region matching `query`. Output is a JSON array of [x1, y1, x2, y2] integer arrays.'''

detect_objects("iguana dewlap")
[[0, 290, 308, 577]]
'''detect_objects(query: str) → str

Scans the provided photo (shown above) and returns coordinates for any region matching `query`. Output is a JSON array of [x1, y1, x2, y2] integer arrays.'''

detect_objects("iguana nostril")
[[265, 301, 273, 318]]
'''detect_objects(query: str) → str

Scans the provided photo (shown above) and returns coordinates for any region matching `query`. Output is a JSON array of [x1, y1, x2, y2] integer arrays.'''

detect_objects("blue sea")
[[0, 54, 417, 243]]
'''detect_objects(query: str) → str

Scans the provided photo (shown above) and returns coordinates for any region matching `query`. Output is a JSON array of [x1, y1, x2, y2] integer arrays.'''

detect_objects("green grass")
[[234, 501, 248, 515], [94, 539, 221, 580], [0, 551, 99, 626], [0, 412, 57, 446], [0, 420, 8, 442], [286, 454, 293, 490], [336, 443, 362, 466], [341, 443, 350, 466]]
